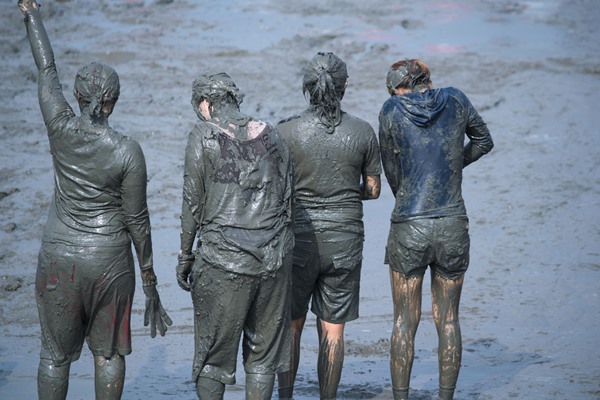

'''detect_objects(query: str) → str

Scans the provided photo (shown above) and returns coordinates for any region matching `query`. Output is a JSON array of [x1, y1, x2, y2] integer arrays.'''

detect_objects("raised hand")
[[18, 0, 39, 15]]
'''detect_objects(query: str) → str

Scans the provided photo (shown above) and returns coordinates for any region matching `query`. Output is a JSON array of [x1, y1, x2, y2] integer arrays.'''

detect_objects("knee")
[[246, 373, 275, 384], [246, 372, 275, 396], [290, 317, 306, 336], [95, 354, 125, 378], [38, 358, 70, 380], [196, 376, 225, 399], [319, 320, 345, 339], [38, 358, 70, 399]]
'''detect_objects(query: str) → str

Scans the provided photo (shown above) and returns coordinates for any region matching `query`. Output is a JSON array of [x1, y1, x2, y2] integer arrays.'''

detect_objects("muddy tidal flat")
[[1, 0, 599, 398]]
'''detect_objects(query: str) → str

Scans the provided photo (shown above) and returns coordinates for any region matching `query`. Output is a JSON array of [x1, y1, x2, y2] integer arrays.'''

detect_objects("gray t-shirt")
[[277, 108, 381, 233]]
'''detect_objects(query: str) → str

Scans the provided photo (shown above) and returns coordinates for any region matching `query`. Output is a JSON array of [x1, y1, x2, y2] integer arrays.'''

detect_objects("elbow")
[[362, 192, 380, 201], [481, 132, 494, 154], [478, 136, 494, 155], [369, 186, 381, 200], [361, 175, 381, 200]]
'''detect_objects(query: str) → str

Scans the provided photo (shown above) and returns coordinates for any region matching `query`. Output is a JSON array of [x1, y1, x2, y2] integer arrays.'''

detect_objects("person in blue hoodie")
[[378, 59, 493, 400]]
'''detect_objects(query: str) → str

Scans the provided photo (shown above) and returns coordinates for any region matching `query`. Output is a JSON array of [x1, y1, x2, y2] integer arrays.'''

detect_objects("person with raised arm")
[[17, 1, 172, 398]]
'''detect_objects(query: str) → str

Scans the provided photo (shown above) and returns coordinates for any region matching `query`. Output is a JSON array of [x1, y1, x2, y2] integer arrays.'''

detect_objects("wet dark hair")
[[302, 52, 348, 134], [191, 72, 244, 111], [191, 72, 249, 124], [386, 59, 431, 95], [73, 62, 120, 117]]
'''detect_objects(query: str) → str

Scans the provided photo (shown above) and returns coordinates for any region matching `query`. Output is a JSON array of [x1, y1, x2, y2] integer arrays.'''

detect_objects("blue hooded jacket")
[[378, 87, 493, 222]]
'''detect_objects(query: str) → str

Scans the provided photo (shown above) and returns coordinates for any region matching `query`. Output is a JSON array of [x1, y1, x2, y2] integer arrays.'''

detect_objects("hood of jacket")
[[394, 88, 448, 127]]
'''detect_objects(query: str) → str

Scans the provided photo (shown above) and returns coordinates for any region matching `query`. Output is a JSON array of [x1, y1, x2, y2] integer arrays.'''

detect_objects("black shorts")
[[291, 229, 363, 323], [385, 216, 470, 279]]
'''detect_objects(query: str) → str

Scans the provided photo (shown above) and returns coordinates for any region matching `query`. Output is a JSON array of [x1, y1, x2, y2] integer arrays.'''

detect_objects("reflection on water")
[[165, 0, 563, 59], [56, 0, 564, 58]]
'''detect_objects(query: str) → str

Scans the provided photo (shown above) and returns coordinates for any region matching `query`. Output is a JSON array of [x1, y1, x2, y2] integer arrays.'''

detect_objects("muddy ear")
[[74, 91, 88, 110], [101, 98, 117, 117]]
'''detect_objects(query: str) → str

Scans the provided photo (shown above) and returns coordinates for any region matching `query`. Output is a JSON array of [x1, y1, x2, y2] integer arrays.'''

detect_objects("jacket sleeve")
[[121, 140, 154, 270], [461, 92, 494, 167], [378, 106, 401, 197], [179, 129, 204, 255]]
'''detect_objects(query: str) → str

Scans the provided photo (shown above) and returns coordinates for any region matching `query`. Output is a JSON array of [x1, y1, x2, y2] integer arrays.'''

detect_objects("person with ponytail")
[[17, 1, 172, 399], [379, 59, 494, 400], [276, 52, 381, 400]]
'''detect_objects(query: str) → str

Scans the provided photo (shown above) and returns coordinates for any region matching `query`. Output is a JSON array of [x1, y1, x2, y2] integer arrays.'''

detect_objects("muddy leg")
[[431, 273, 464, 400], [94, 354, 125, 400], [196, 376, 225, 400], [316, 318, 345, 400], [278, 316, 306, 399], [389, 269, 424, 400], [38, 358, 70, 400], [246, 373, 275, 400]]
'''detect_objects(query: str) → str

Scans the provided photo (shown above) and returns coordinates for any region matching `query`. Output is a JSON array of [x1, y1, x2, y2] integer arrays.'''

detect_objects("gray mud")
[[1, 0, 599, 399]]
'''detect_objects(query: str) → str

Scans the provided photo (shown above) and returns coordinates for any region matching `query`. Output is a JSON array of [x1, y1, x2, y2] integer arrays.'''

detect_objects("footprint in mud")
[[460, 337, 548, 395], [0, 276, 23, 292], [346, 338, 390, 357]]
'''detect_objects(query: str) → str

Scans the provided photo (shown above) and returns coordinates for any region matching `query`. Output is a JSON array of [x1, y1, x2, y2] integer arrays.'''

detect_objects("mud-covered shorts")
[[291, 229, 363, 323], [189, 255, 292, 385], [385, 216, 470, 279], [36, 243, 135, 366]]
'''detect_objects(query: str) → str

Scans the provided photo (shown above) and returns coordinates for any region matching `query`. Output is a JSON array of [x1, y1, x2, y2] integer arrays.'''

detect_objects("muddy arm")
[[121, 141, 155, 277], [121, 140, 172, 336], [282, 138, 295, 223], [462, 95, 494, 167], [378, 112, 401, 197], [361, 123, 382, 200], [463, 116, 493, 167], [179, 202, 198, 256], [360, 174, 381, 200], [19, 0, 73, 127], [176, 131, 204, 292], [179, 130, 205, 256], [19, 0, 51, 71]]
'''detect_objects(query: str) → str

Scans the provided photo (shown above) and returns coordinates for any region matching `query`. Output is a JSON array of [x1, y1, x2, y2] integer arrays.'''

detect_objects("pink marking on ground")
[[358, 29, 399, 41], [426, 43, 466, 54]]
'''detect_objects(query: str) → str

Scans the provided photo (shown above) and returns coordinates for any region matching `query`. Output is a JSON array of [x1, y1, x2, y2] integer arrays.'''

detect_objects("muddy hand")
[[18, 0, 39, 15], [143, 284, 173, 338], [176, 254, 195, 292]]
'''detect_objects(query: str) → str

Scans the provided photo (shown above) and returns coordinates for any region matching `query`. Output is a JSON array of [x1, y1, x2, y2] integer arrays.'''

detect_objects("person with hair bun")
[[379, 59, 494, 400], [17, 1, 172, 399], [176, 72, 295, 400], [276, 52, 381, 400]]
